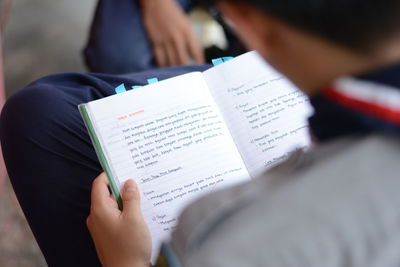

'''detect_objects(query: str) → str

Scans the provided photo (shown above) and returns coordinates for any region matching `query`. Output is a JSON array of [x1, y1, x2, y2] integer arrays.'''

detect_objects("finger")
[[91, 172, 111, 207], [172, 36, 188, 65], [121, 179, 141, 216], [165, 43, 178, 66], [186, 32, 205, 64], [154, 44, 167, 67]]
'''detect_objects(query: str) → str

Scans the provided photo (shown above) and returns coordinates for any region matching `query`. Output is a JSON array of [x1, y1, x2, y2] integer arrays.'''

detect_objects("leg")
[[84, 0, 197, 74], [0, 65, 209, 267]]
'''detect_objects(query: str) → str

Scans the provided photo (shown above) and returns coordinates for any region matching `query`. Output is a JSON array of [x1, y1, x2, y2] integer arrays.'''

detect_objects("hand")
[[87, 173, 152, 267], [140, 0, 205, 67]]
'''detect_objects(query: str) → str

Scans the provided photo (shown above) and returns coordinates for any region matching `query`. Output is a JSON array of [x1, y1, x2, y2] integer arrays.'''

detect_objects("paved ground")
[[1, 0, 95, 266], [4, 0, 96, 96]]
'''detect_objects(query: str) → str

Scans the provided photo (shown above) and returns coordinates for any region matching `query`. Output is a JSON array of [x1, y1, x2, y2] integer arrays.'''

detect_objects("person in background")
[[84, 0, 244, 74], [1, 0, 400, 266]]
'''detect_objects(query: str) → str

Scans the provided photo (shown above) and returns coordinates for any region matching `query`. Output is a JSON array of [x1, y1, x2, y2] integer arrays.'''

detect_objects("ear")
[[217, 1, 281, 58]]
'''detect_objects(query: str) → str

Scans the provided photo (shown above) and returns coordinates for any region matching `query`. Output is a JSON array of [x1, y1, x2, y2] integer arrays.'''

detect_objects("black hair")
[[214, 0, 400, 52]]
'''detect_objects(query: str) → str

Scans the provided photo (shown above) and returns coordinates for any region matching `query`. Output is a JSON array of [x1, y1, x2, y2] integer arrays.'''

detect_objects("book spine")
[[78, 104, 123, 209]]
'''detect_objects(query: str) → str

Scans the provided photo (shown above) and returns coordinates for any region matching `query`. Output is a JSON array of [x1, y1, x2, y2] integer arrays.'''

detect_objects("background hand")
[[87, 173, 151, 267], [141, 0, 205, 67]]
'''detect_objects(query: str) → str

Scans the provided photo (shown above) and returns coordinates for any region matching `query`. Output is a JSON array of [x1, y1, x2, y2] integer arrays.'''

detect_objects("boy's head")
[[214, 0, 400, 93]]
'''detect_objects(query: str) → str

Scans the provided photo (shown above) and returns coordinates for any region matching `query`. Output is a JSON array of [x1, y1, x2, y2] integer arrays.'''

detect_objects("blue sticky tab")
[[212, 58, 224, 66], [147, 78, 159, 84], [131, 85, 143, 89], [222, 56, 234, 62], [115, 83, 127, 94], [212, 56, 234, 66]]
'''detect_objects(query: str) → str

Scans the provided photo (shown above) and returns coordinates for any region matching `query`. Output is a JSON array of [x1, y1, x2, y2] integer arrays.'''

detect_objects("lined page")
[[204, 52, 313, 177], [86, 72, 250, 261]]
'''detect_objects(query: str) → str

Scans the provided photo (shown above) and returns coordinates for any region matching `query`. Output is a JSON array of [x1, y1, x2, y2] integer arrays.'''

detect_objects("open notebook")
[[79, 51, 313, 261]]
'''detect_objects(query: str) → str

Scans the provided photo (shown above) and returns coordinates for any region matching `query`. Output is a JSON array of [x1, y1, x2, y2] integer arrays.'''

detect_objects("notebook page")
[[204, 52, 313, 177], [86, 72, 250, 261]]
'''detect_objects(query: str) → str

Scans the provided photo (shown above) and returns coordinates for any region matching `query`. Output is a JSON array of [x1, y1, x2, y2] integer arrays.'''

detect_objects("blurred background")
[[0, 0, 226, 266], [0, 0, 96, 266], [4, 0, 96, 97]]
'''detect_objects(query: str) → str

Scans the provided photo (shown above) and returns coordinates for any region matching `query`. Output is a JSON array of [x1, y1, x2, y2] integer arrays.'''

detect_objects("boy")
[[2, 0, 400, 266]]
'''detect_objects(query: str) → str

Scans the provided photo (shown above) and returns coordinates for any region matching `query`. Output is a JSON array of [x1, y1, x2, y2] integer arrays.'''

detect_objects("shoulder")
[[171, 135, 400, 267]]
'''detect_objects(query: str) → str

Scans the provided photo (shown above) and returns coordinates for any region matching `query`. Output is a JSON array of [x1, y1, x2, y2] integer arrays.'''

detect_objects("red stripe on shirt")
[[323, 86, 400, 125]]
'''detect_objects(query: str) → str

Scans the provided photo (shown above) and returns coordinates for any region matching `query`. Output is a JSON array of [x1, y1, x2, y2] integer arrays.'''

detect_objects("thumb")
[[121, 179, 141, 216]]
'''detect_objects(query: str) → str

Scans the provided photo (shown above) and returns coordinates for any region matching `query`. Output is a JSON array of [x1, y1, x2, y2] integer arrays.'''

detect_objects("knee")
[[0, 79, 72, 143], [2, 83, 49, 126]]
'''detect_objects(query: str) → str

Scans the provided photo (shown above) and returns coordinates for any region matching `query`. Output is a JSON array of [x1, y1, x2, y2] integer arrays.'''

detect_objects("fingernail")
[[125, 185, 135, 192], [125, 181, 136, 192]]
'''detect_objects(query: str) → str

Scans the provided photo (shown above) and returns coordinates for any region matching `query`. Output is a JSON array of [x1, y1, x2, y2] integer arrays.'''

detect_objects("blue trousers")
[[0, 65, 209, 267], [84, 0, 198, 74]]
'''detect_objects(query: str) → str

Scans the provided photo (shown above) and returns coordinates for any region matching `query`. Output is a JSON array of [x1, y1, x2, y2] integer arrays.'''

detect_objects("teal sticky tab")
[[147, 78, 159, 84], [157, 243, 183, 267], [212, 58, 224, 66], [212, 56, 234, 66], [222, 57, 234, 62], [115, 83, 127, 94], [131, 85, 143, 89]]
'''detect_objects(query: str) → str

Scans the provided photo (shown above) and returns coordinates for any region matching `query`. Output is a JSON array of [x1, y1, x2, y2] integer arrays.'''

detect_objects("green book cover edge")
[[79, 104, 123, 209]]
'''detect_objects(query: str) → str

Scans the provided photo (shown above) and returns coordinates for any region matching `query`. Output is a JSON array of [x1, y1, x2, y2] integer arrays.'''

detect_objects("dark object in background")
[[204, 3, 247, 62]]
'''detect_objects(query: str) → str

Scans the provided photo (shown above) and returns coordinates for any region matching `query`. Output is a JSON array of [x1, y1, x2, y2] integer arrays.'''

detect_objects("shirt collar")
[[308, 63, 400, 142]]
